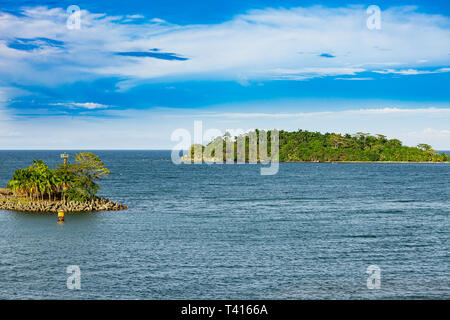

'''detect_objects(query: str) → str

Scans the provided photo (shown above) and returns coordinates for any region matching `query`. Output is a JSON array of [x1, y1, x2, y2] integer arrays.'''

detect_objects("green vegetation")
[[278, 130, 448, 162], [6, 152, 110, 202], [189, 129, 449, 162]]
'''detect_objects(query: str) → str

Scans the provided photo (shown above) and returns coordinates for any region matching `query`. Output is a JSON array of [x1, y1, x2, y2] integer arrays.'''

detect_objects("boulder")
[[0, 188, 12, 196]]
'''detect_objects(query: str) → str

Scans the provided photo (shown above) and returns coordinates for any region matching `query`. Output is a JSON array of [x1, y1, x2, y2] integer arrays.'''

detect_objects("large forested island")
[[0, 152, 127, 213], [184, 129, 449, 162]]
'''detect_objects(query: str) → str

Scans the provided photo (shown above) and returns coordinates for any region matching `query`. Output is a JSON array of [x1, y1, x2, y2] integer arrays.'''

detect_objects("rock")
[[0, 197, 127, 213], [0, 188, 12, 196]]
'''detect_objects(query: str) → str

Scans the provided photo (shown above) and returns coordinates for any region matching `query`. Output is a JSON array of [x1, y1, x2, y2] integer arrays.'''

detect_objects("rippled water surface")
[[0, 151, 448, 299]]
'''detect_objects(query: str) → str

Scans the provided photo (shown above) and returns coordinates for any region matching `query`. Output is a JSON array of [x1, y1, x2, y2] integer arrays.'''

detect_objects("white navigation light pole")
[[59, 153, 70, 222], [61, 153, 69, 166]]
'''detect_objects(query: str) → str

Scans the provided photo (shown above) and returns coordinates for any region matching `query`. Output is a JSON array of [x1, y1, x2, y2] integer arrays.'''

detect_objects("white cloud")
[[126, 14, 144, 19], [405, 128, 450, 150], [346, 107, 450, 115], [51, 102, 109, 109], [270, 67, 366, 80], [197, 107, 450, 119], [1, 105, 449, 149], [0, 5, 449, 87], [149, 18, 166, 23], [0, 129, 21, 137], [373, 68, 450, 75], [1, 6, 449, 149], [335, 77, 373, 80], [422, 128, 450, 136]]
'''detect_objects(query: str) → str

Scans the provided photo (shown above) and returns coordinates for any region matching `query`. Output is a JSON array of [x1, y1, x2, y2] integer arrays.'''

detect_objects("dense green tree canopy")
[[6, 152, 110, 202], [189, 129, 449, 162]]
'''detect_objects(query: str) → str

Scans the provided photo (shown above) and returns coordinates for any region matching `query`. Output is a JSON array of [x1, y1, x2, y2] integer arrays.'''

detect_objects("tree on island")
[[6, 152, 110, 202], [186, 129, 450, 162], [64, 152, 110, 199]]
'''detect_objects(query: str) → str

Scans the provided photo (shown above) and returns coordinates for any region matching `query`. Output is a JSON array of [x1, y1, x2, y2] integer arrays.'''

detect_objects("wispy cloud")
[[149, 18, 166, 24], [406, 128, 450, 149], [270, 67, 366, 80], [125, 14, 144, 19], [51, 102, 109, 109], [2, 105, 449, 149], [199, 107, 450, 119], [373, 67, 450, 75], [0, 5, 449, 88], [335, 77, 374, 80], [422, 128, 450, 136]]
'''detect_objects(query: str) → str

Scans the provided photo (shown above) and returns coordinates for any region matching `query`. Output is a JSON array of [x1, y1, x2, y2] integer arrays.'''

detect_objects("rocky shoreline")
[[0, 196, 127, 213]]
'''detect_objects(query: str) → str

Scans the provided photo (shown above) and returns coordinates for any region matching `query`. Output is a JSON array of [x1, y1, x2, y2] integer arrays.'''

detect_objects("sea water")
[[0, 150, 448, 299]]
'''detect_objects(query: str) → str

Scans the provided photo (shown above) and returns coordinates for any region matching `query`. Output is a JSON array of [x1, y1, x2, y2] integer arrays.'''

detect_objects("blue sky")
[[0, 0, 449, 149]]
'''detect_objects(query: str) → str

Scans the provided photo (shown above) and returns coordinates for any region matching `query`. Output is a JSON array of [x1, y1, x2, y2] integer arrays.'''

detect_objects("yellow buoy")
[[57, 210, 65, 222]]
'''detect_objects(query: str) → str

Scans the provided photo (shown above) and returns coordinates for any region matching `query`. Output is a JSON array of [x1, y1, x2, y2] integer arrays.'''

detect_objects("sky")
[[0, 0, 449, 149]]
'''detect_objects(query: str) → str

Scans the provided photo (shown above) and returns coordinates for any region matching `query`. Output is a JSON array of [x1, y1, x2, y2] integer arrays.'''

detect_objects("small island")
[[182, 129, 450, 163], [0, 152, 127, 213]]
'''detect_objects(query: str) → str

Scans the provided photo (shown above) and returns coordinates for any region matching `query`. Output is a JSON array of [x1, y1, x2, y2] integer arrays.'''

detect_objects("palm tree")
[[7, 168, 31, 198], [49, 173, 62, 201], [55, 167, 74, 203], [43, 171, 54, 201], [6, 175, 21, 196], [6, 154, 111, 204], [30, 172, 39, 201]]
